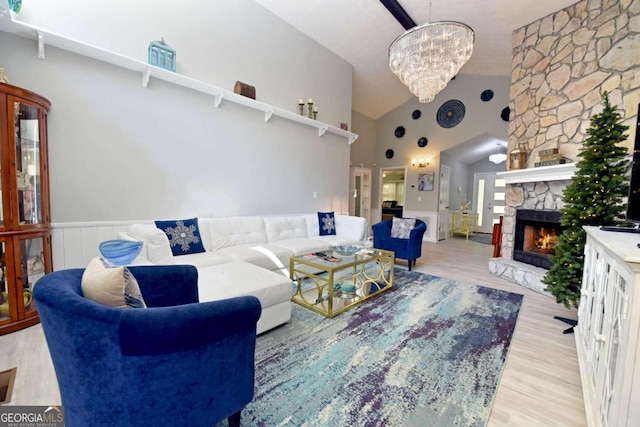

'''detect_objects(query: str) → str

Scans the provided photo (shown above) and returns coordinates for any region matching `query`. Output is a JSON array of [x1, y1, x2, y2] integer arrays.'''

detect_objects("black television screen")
[[626, 105, 640, 224], [600, 104, 640, 233]]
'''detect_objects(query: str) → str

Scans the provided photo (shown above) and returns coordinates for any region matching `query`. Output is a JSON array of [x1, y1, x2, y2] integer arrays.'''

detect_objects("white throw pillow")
[[81, 257, 146, 308], [390, 218, 416, 239], [126, 224, 174, 265]]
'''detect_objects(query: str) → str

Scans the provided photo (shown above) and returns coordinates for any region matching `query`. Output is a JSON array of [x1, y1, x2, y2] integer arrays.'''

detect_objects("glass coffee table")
[[289, 248, 395, 318]]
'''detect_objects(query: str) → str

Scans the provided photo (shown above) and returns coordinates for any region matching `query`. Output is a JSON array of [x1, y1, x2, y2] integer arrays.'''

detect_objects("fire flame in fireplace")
[[535, 227, 558, 253]]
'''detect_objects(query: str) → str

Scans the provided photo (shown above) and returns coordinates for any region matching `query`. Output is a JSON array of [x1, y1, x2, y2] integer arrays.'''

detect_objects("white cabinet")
[[349, 167, 371, 226], [576, 227, 640, 426]]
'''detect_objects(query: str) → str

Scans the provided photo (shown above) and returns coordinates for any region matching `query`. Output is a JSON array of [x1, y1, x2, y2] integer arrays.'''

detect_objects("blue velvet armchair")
[[372, 218, 427, 270], [33, 265, 262, 427]]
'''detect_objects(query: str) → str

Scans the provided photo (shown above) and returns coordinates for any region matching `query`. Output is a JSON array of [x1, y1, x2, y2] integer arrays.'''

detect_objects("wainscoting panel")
[[51, 221, 143, 270], [402, 211, 438, 242], [50, 214, 438, 270]]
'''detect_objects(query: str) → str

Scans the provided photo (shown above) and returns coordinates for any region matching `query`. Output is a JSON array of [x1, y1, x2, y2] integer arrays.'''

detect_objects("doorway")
[[473, 172, 506, 233], [379, 168, 406, 221], [438, 165, 451, 240]]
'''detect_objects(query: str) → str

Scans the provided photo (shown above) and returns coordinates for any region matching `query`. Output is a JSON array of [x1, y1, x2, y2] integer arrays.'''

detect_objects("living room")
[[1, 0, 639, 425]]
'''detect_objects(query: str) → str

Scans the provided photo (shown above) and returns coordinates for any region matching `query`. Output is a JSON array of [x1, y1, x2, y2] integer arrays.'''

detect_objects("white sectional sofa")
[[122, 214, 367, 334]]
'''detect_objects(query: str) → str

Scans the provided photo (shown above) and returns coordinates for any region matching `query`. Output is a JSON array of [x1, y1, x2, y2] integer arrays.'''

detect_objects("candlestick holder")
[[298, 101, 304, 116], [312, 111, 317, 120], [307, 101, 314, 119]]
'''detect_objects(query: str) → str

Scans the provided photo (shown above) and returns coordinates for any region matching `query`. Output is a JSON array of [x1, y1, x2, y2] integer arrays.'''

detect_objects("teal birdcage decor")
[[148, 37, 176, 72]]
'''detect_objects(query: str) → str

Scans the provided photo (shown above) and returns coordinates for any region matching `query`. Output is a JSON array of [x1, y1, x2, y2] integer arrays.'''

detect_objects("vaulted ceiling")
[[255, 0, 578, 120]]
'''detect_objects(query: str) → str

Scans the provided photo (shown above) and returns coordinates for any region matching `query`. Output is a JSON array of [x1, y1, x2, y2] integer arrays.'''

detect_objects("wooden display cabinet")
[[0, 83, 52, 335]]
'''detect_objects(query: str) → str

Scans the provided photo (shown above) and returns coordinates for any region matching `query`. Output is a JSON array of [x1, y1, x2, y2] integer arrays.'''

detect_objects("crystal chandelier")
[[389, 21, 474, 103]]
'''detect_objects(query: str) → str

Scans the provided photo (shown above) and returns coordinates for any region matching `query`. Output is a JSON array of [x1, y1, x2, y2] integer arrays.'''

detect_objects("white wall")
[[350, 111, 377, 169], [17, 0, 352, 128], [373, 75, 510, 212], [1, 0, 354, 223], [439, 153, 470, 212]]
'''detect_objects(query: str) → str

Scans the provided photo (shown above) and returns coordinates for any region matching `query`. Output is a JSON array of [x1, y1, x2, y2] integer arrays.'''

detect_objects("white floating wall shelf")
[[0, 9, 359, 144], [497, 163, 576, 184]]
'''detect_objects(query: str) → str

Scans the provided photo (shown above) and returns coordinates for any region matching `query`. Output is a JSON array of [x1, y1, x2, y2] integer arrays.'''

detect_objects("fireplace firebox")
[[513, 209, 562, 269]]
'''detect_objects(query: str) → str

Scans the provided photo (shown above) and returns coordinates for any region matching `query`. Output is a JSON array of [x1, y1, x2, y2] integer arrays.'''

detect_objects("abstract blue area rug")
[[236, 269, 523, 426]]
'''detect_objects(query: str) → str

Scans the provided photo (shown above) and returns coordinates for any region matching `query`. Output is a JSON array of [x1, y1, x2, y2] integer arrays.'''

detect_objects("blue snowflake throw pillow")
[[317, 211, 336, 236], [154, 218, 206, 256]]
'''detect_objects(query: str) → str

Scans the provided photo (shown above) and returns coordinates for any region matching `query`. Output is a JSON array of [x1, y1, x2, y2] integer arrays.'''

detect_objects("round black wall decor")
[[412, 109, 421, 120], [481, 89, 494, 102], [417, 137, 428, 147], [501, 107, 511, 122], [385, 149, 394, 159], [436, 100, 466, 128], [394, 126, 405, 138]]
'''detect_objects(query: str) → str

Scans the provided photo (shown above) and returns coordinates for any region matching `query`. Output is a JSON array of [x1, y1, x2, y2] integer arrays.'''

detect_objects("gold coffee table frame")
[[290, 249, 395, 318]]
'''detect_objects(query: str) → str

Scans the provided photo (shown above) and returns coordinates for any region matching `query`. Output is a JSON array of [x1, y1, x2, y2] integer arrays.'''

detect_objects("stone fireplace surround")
[[491, 0, 639, 296], [488, 164, 576, 296]]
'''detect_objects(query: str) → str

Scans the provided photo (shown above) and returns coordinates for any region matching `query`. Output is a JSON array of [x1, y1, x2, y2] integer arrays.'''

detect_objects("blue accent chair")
[[33, 265, 262, 427], [372, 218, 427, 271]]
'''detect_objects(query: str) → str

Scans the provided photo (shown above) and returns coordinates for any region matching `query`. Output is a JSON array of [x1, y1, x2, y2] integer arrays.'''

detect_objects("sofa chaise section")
[[197, 262, 292, 335]]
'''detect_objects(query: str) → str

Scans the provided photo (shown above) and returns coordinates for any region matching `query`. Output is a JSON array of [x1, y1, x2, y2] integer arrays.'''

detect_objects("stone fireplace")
[[487, 0, 639, 295], [489, 164, 575, 295]]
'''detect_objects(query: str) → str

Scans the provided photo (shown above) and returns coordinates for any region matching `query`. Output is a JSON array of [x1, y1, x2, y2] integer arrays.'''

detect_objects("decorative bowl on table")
[[331, 245, 360, 258], [339, 282, 357, 293], [99, 240, 143, 266], [335, 279, 357, 298]]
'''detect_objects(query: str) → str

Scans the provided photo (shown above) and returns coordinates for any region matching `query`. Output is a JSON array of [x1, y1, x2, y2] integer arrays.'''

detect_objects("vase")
[[0, 289, 31, 315], [99, 239, 143, 265], [8, 0, 22, 14]]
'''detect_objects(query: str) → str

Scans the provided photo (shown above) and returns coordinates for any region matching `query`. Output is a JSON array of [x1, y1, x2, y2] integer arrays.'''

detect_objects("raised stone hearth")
[[489, 257, 551, 297]]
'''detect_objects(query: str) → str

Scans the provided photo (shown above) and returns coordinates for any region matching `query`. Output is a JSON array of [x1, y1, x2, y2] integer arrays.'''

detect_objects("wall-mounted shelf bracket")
[[0, 13, 359, 144], [37, 30, 45, 59], [214, 94, 223, 108], [142, 68, 151, 88]]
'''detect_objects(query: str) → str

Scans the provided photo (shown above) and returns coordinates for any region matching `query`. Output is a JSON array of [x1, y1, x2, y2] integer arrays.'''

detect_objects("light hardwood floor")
[[0, 237, 587, 425]]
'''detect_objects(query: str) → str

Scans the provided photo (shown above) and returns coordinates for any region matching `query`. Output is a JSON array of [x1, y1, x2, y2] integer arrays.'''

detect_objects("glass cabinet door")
[[14, 100, 43, 226], [0, 240, 10, 322], [0, 236, 44, 322], [17, 235, 45, 317]]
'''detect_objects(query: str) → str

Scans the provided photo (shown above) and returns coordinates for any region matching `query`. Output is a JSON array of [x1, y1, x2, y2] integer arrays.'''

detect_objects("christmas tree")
[[543, 92, 629, 309]]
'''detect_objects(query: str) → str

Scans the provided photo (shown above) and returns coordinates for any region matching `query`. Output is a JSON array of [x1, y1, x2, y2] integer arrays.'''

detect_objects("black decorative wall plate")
[[394, 126, 405, 138], [385, 149, 394, 159], [501, 107, 511, 122], [437, 100, 466, 128], [412, 109, 421, 120], [481, 89, 494, 102], [417, 137, 428, 147]]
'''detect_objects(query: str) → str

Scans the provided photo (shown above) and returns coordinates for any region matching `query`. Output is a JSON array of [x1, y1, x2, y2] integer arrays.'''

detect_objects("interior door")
[[473, 172, 505, 234], [380, 168, 406, 220], [438, 165, 451, 240]]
